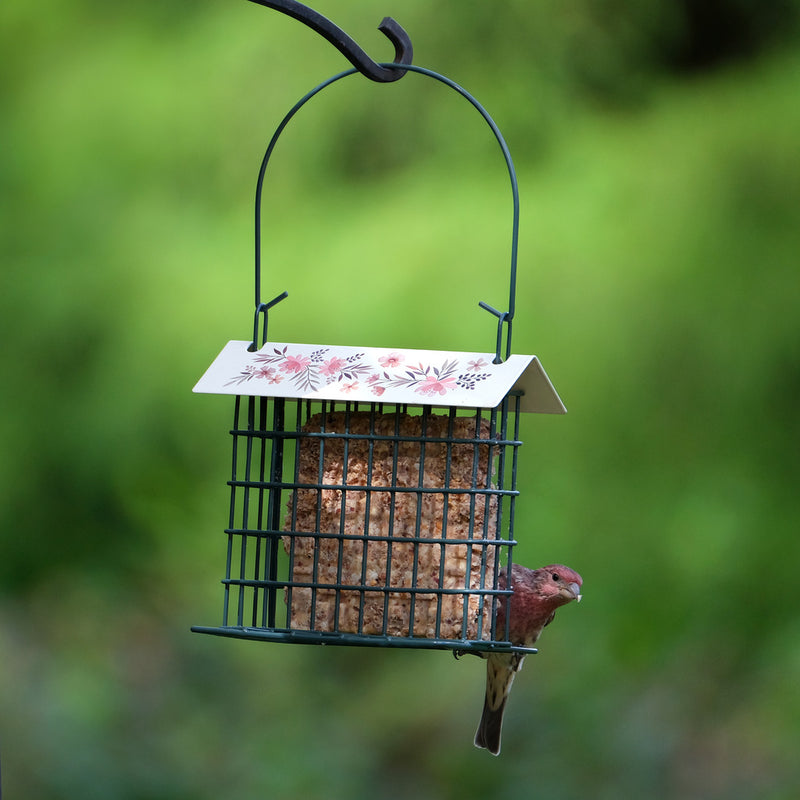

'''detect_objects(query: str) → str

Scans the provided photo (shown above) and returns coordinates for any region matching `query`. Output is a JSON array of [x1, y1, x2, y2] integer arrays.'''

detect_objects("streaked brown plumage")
[[473, 563, 583, 755]]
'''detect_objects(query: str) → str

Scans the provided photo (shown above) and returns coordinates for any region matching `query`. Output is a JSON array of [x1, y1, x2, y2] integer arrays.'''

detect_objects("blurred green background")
[[2, 0, 799, 797]]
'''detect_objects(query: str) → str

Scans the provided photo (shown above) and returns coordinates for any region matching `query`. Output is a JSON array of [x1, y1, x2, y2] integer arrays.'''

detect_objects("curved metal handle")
[[252, 65, 520, 362], [247, 0, 413, 82]]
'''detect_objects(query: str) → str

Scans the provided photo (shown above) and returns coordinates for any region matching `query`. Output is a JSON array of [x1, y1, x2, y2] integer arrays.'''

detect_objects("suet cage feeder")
[[192, 1, 566, 657]]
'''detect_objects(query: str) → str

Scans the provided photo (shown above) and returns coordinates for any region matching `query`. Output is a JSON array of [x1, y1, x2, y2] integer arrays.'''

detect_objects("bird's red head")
[[500, 563, 583, 647], [532, 564, 583, 604]]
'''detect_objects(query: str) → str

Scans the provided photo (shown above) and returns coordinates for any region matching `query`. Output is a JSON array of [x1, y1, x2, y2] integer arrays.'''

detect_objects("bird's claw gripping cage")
[[192, 1, 566, 656]]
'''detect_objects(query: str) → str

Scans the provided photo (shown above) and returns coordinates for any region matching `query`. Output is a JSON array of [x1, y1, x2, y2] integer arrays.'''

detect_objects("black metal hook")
[[247, 0, 413, 82]]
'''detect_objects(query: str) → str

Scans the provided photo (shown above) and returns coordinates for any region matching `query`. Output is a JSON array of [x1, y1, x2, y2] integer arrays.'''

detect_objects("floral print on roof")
[[227, 346, 493, 397]]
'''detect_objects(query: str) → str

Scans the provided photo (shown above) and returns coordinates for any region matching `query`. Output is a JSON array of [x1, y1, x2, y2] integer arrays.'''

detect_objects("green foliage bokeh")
[[2, 1, 799, 798]]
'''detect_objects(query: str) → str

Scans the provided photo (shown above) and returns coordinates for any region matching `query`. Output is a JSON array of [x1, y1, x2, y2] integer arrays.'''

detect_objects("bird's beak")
[[568, 582, 582, 602]]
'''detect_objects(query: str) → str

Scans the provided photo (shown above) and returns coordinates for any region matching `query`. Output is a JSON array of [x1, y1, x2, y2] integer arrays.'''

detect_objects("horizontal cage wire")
[[202, 395, 524, 652]]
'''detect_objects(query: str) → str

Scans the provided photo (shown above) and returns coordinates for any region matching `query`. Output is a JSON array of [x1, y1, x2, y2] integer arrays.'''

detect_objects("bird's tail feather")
[[474, 696, 507, 755], [473, 653, 522, 756]]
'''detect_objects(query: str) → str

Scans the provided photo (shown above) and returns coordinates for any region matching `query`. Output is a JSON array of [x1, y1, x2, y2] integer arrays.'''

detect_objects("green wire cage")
[[191, 1, 566, 657]]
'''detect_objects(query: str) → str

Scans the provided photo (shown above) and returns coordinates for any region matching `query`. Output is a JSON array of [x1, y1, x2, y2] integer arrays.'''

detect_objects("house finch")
[[471, 563, 583, 755]]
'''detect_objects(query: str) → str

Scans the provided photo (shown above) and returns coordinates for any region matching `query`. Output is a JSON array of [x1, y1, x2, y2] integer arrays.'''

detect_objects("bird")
[[470, 563, 583, 755]]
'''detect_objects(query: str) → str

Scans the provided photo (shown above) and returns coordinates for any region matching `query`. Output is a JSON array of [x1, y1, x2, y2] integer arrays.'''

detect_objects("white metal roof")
[[194, 340, 566, 414]]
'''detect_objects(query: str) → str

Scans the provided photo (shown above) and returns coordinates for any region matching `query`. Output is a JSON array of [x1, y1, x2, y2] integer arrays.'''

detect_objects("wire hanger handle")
[[247, 2, 518, 362], [247, 0, 413, 82], [252, 64, 520, 363]]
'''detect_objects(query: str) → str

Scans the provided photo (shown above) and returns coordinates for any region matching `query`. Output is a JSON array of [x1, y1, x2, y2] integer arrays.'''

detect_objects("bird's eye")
[[551, 572, 560, 582]]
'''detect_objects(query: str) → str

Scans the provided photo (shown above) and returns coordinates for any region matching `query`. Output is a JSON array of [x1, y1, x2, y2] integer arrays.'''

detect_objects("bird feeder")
[[191, 1, 566, 657]]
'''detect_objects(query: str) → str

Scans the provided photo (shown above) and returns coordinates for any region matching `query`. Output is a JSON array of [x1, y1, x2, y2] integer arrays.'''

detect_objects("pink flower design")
[[379, 352, 404, 369], [416, 375, 457, 396], [228, 348, 485, 396], [320, 356, 347, 377], [281, 354, 311, 374]]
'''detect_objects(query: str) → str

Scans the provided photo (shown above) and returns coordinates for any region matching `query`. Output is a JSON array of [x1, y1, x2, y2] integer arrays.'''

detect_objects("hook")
[[249, 290, 289, 351], [479, 302, 513, 364], [247, 0, 413, 82]]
